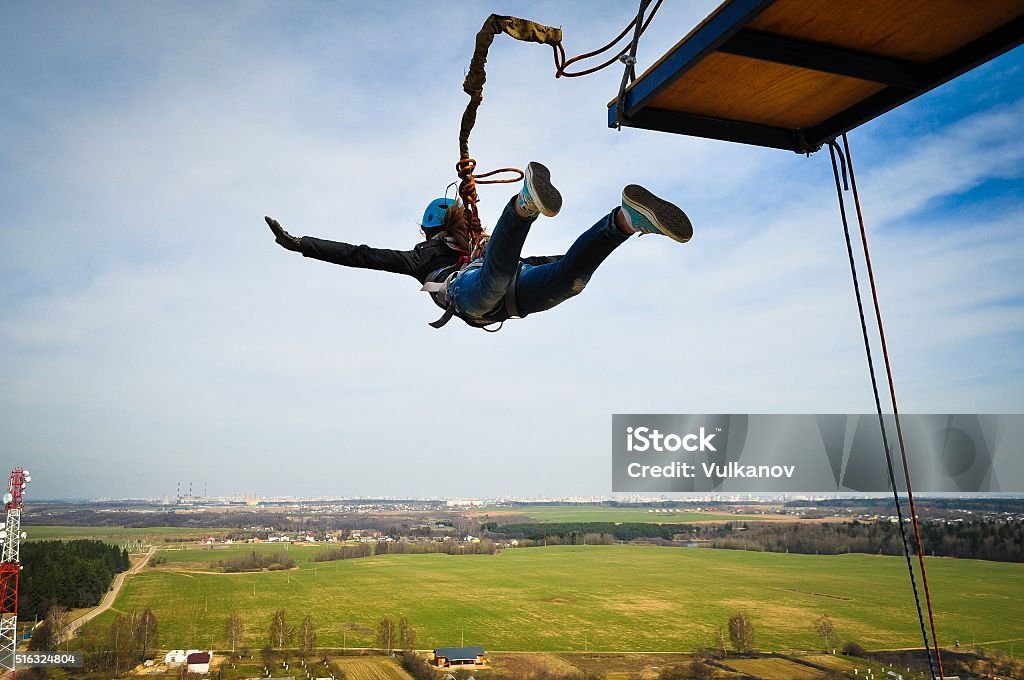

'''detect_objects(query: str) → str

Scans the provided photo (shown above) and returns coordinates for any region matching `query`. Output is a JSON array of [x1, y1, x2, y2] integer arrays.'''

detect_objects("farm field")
[[479, 505, 764, 523], [90, 545, 1024, 655], [801, 654, 859, 671], [329, 656, 414, 680], [24, 525, 229, 542], [493, 652, 739, 680], [721, 657, 821, 679]]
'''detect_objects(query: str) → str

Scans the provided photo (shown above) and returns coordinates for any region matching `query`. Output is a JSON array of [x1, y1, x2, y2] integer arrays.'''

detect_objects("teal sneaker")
[[621, 185, 692, 243], [516, 162, 562, 218]]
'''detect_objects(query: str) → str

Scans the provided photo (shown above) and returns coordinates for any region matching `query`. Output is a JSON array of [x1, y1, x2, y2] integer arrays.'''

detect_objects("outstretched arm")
[[299, 237, 419, 277], [521, 255, 563, 265], [265, 216, 418, 278]]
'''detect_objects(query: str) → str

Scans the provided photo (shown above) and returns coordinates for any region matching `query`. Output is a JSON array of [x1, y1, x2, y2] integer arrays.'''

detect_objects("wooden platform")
[[609, 0, 1024, 152]]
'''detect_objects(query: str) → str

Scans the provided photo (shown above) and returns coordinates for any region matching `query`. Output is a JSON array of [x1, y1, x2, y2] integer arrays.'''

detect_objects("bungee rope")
[[457, 15, 561, 259], [455, 6, 664, 257]]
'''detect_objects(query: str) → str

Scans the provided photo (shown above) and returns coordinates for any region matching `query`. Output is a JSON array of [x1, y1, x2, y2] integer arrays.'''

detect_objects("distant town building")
[[187, 651, 212, 674], [164, 650, 187, 667], [433, 646, 486, 668]]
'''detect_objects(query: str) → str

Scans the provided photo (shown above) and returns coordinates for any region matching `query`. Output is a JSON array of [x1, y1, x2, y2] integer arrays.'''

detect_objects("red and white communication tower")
[[0, 467, 31, 676]]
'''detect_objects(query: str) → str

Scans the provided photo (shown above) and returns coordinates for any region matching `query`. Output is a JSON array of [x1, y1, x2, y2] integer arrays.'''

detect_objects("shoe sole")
[[623, 184, 692, 243], [526, 162, 562, 217]]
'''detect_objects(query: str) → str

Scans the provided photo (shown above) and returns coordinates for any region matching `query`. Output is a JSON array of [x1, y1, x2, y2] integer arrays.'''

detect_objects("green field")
[[91, 545, 1023, 655], [154, 542, 320, 566], [488, 505, 754, 523], [24, 525, 227, 542]]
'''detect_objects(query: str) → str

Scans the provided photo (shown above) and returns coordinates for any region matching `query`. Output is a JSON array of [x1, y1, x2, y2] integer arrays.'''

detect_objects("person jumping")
[[265, 162, 691, 330]]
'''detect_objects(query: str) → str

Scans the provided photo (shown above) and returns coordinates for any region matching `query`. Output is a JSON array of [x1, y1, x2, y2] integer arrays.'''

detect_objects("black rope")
[[841, 133, 946, 678], [827, 140, 938, 680], [613, 0, 653, 130]]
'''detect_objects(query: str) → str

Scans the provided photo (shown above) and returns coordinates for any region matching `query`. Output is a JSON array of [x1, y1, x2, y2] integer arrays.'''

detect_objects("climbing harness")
[[829, 134, 944, 680], [420, 258, 521, 333]]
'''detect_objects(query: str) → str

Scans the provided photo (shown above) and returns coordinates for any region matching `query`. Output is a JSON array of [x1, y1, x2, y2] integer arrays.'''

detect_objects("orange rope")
[[455, 159, 523, 259]]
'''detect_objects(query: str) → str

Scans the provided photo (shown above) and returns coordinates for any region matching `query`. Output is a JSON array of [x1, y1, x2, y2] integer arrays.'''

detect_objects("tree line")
[[702, 519, 1024, 562], [19, 540, 130, 618], [33, 606, 159, 678], [487, 518, 1024, 562], [486, 522, 681, 542], [785, 497, 1024, 514], [212, 550, 296, 572], [312, 538, 498, 563]]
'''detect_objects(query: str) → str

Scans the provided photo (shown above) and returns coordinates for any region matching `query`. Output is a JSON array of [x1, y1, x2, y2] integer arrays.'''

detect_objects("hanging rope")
[[457, 4, 664, 257], [458, 15, 562, 258], [612, 0, 655, 130], [827, 139, 942, 680], [552, 0, 664, 78], [841, 133, 945, 679]]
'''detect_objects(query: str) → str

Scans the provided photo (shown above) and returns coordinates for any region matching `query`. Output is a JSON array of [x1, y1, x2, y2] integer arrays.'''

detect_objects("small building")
[[187, 650, 212, 674], [164, 650, 187, 667], [433, 646, 486, 668]]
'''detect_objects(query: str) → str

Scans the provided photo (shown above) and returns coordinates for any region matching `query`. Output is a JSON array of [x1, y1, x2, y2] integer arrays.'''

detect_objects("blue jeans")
[[448, 196, 629, 323]]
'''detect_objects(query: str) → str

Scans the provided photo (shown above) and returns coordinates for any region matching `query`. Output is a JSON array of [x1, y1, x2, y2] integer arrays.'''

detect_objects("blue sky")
[[1, 2, 1022, 499]]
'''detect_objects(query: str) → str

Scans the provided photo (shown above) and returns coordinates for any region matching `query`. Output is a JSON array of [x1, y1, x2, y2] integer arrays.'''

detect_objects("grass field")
[[481, 505, 758, 524], [89, 545, 1023, 656], [24, 525, 228, 542], [153, 542, 321, 567]]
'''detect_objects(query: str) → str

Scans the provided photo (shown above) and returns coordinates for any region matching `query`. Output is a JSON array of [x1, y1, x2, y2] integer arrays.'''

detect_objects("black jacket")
[[299, 236, 562, 284], [300, 236, 463, 284]]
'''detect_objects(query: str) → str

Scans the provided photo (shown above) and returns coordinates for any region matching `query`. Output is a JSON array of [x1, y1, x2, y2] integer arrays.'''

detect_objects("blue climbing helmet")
[[421, 197, 455, 229]]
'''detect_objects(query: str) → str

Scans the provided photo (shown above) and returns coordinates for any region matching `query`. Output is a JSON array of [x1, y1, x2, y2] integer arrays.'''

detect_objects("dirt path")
[[63, 546, 156, 639]]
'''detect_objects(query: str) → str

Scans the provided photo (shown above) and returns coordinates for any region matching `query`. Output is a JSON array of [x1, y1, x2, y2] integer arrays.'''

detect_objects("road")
[[63, 546, 156, 640]]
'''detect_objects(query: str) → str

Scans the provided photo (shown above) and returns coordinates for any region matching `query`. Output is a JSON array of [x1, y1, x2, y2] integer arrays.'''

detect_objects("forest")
[[19, 540, 130, 618]]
